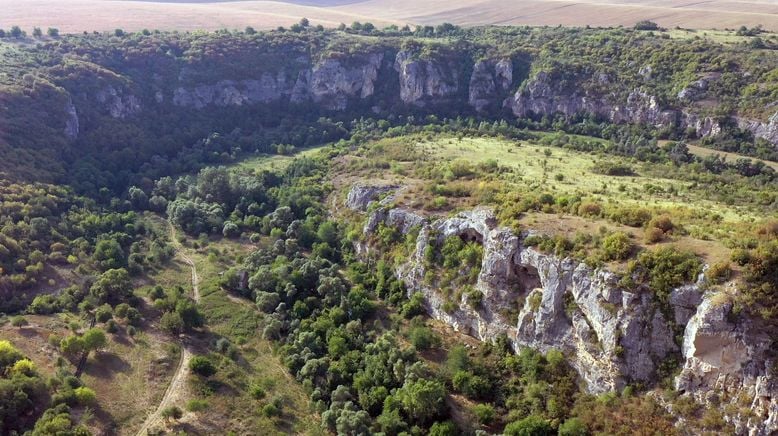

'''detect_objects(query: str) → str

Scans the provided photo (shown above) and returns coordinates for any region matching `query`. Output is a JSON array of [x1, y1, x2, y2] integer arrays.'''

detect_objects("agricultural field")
[[2, 0, 777, 33]]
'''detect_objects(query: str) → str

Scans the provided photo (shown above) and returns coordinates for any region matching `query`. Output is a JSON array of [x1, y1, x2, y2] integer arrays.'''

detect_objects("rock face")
[[507, 72, 678, 130], [469, 58, 513, 112], [350, 185, 776, 435], [736, 112, 778, 145], [394, 50, 460, 106], [173, 52, 384, 111], [64, 98, 79, 140], [676, 295, 777, 435], [344, 183, 398, 211], [95, 85, 141, 118]]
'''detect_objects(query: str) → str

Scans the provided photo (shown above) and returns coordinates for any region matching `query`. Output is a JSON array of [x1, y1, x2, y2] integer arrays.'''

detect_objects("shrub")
[[409, 326, 439, 351], [644, 227, 664, 244], [186, 399, 208, 412], [472, 403, 495, 425], [189, 356, 216, 377], [558, 417, 589, 436], [504, 415, 554, 436], [648, 215, 674, 233], [577, 202, 602, 217], [10, 316, 28, 329], [626, 247, 702, 303], [600, 232, 634, 261], [429, 420, 457, 435], [609, 207, 652, 227], [706, 262, 732, 284], [74, 386, 97, 406], [161, 406, 182, 421]]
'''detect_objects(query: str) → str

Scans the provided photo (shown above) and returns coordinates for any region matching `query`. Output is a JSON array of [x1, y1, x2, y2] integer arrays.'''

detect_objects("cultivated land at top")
[[1, 0, 777, 33]]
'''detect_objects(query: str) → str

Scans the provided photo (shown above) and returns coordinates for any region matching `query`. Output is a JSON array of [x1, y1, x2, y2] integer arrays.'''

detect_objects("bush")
[[472, 403, 495, 425], [600, 232, 634, 261], [189, 356, 216, 377], [504, 415, 554, 436], [558, 417, 589, 436], [577, 202, 602, 217], [409, 326, 439, 351], [161, 406, 182, 421], [706, 262, 732, 284], [644, 227, 664, 244], [74, 386, 97, 406], [429, 421, 457, 436], [186, 399, 209, 412], [609, 207, 652, 227], [648, 215, 674, 233]]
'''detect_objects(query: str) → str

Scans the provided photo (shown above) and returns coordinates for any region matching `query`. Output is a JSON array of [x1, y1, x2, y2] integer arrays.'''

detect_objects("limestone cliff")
[[348, 185, 777, 435]]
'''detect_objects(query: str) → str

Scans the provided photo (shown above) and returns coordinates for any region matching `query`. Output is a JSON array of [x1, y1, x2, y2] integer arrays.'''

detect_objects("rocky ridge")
[[60, 48, 778, 150], [348, 184, 777, 435]]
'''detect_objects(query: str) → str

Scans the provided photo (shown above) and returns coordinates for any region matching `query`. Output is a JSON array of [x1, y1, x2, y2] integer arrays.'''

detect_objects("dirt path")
[[135, 222, 199, 436]]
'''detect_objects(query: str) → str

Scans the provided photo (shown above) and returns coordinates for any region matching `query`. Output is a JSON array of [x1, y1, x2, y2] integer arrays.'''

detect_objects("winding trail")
[[135, 223, 199, 436]]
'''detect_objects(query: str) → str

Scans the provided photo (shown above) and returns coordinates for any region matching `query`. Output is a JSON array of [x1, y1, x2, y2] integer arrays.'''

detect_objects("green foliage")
[[504, 415, 554, 436], [625, 247, 702, 303], [600, 232, 634, 261], [189, 356, 217, 377], [73, 387, 97, 406]]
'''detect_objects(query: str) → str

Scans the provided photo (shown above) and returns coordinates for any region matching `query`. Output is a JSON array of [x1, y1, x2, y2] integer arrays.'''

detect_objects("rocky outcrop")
[[96, 85, 141, 118], [507, 72, 678, 129], [676, 295, 777, 435], [64, 98, 79, 140], [469, 58, 513, 112], [394, 50, 459, 106], [173, 73, 293, 108], [362, 203, 679, 392], [350, 184, 776, 434], [345, 183, 398, 211], [681, 111, 722, 138], [736, 112, 778, 145], [173, 53, 385, 111]]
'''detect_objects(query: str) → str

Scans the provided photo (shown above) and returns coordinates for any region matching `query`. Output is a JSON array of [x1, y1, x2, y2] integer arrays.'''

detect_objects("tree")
[[114, 28, 124, 37], [396, 379, 446, 424], [160, 312, 184, 335], [90, 268, 132, 305], [223, 221, 240, 238], [429, 421, 457, 436], [74, 386, 97, 406], [10, 316, 28, 329], [504, 415, 554, 436], [634, 20, 659, 31], [32, 27, 42, 38], [299, 18, 310, 27], [161, 405, 182, 422], [559, 417, 589, 436], [0, 341, 23, 369], [93, 239, 126, 270], [245, 26, 256, 35], [82, 328, 107, 353], [47, 27, 59, 37], [189, 356, 216, 377], [60, 335, 86, 356], [10, 26, 23, 38]]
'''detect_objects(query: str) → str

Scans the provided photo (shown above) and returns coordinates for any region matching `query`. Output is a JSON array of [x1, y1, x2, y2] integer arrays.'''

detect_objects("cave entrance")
[[514, 264, 542, 294], [458, 229, 483, 245]]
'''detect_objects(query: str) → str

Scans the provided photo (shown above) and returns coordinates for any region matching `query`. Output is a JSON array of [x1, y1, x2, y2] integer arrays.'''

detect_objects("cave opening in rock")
[[458, 228, 484, 245], [514, 264, 542, 294]]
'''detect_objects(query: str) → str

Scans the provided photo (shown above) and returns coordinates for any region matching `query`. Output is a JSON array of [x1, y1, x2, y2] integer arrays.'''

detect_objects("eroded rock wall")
[[347, 185, 776, 435]]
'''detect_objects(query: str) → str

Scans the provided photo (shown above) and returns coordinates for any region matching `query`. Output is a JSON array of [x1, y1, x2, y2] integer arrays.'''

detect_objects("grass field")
[[420, 136, 757, 222], [685, 143, 778, 172], [232, 145, 327, 173], [1, 0, 777, 33]]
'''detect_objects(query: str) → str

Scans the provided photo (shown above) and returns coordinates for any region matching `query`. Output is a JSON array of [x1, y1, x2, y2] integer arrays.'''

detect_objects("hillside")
[[0, 23, 776, 436], [2, 0, 778, 33]]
